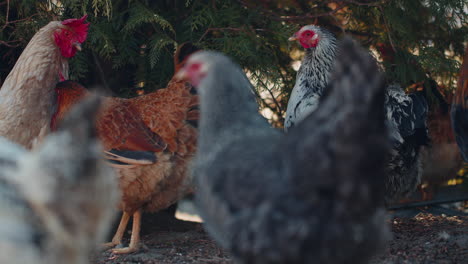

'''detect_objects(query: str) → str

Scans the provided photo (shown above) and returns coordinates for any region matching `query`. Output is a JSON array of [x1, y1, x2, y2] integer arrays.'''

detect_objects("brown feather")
[[52, 76, 198, 214], [454, 47, 468, 107]]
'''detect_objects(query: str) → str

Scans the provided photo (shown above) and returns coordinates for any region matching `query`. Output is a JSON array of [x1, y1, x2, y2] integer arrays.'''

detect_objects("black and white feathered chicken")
[[177, 37, 390, 264], [0, 96, 118, 264], [286, 25, 429, 204], [451, 47, 468, 161]]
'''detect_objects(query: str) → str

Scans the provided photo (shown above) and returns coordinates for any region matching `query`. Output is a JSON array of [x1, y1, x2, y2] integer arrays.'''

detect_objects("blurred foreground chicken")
[[451, 47, 468, 161], [286, 25, 429, 204], [178, 38, 389, 263], [0, 96, 118, 264], [0, 16, 89, 149], [51, 43, 199, 253]]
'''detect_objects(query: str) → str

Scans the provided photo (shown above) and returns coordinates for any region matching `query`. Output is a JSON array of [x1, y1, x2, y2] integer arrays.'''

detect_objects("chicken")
[[0, 95, 118, 264], [0, 16, 89, 149], [286, 25, 429, 204], [451, 47, 468, 161], [50, 43, 199, 254], [177, 37, 390, 263]]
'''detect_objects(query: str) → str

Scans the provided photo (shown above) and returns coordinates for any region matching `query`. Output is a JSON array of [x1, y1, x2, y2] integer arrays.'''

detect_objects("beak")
[[288, 34, 298, 41], [175, 67, 188, 81], [73, 43, 82, 51]]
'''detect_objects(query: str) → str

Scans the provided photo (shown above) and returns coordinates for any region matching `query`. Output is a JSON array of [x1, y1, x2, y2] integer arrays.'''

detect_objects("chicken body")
[[181, 38, 389, 263], [0, 96, 118, 264], [52, 44, 199, 253], [286, 25, 429, 204], [451, 47, 468, 161], [0, 17, 88, 149]]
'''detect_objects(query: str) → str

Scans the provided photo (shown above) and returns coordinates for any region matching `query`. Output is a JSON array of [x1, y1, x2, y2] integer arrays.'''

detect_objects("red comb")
[[62, 15, 88, 26], [61, 15, 89, 43]]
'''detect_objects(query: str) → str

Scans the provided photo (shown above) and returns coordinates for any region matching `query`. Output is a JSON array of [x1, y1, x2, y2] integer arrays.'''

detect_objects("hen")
[[451, 47, 468, 161], [286, 25, 429, 204], [0, 95, 118, 264], [178, 37, 389, 263], [51, 43, 199, 254], [0, 16, 89, 149]]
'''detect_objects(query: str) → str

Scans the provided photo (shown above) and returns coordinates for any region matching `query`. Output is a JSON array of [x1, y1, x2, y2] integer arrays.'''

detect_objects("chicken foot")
[[102, 211, 131, 249], [111, 210, 142, 254]]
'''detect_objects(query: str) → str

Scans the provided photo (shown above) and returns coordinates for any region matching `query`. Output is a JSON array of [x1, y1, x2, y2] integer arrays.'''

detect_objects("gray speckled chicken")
[[286, 25, 429, 204], [0, 96, 118, 264], [177, 37, 390, 263]]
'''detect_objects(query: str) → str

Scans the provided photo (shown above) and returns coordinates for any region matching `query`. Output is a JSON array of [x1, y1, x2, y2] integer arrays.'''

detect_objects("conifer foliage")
[[0, 0, 466, 126]]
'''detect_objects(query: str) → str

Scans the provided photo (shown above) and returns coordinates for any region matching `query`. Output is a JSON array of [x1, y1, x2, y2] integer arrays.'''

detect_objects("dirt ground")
[[370, 212, 468, 264], [93, 208, 467, 264], [94, 212, 232, 264]]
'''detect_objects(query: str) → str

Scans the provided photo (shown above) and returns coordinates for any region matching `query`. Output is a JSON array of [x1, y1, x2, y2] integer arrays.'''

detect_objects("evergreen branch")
[[254, 72, 283, 115], [2, 14, 38, 28], [198, 27, 271, 42], [0, 39, 21, 47], [236, 0, 387, 21], [379, 6, 396, 52]]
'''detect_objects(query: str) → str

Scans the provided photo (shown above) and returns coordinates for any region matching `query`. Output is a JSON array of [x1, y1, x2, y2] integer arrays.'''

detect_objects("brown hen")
[[51, 43, 199, 254]]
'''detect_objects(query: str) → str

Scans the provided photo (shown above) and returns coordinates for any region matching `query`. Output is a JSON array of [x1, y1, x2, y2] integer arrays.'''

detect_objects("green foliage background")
[[0, 0, 466, 126]]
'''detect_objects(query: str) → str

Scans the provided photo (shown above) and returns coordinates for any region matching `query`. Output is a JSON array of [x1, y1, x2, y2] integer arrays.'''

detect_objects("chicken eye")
[[189, 62, 202, 73]]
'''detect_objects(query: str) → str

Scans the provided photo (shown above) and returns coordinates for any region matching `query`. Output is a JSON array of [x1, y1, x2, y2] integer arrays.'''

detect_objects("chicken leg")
[[102, 211, 131, 249], [111, 210, 142, 254]]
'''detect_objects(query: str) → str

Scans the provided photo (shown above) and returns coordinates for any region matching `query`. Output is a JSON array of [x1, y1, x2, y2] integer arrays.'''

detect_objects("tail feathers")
[[104, 149, 156, 168]]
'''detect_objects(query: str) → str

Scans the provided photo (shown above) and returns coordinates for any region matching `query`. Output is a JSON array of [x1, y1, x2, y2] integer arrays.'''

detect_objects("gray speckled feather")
[[0, 96, 118, 264], [192, 37, 389, 264], [285, 26, 337, 130], [285, 26, 429, 204]]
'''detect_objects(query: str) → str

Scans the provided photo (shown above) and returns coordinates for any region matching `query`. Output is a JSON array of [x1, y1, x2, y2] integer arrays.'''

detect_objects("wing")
[[96, 79, 198, 167], [385, 85, 429, 145], [135, 79, 198, 153], [97, 98, 168, 153]]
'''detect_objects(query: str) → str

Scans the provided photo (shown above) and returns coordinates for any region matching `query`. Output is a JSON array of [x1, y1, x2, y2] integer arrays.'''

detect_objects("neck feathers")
[[1, 21, 67, 95], [298, 34, 338, 97], [197, 64, 268, 151]]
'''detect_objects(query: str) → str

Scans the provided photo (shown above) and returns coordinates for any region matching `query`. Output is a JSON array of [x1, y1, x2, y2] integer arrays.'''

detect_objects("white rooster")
[[0, 16, 89, 149]]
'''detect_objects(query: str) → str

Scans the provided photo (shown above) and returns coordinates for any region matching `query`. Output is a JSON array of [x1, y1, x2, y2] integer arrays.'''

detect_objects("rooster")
[[0, 95, 118, 264], [51, 43, 199, 254], [286, 25, 430, 204], [451, 47, 468, 161], [0, 16, 89, 149], [178, 37, 389, 264]]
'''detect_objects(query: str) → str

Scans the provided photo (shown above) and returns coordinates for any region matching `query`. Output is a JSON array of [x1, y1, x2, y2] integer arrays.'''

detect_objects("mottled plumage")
[[451, 47, 468, 161], [0, 17, 88, 149], [0, 96, 118, 264], [182, 38, 389, 264], [285, 25, 337, 130], [286, 25, 429, 204]]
